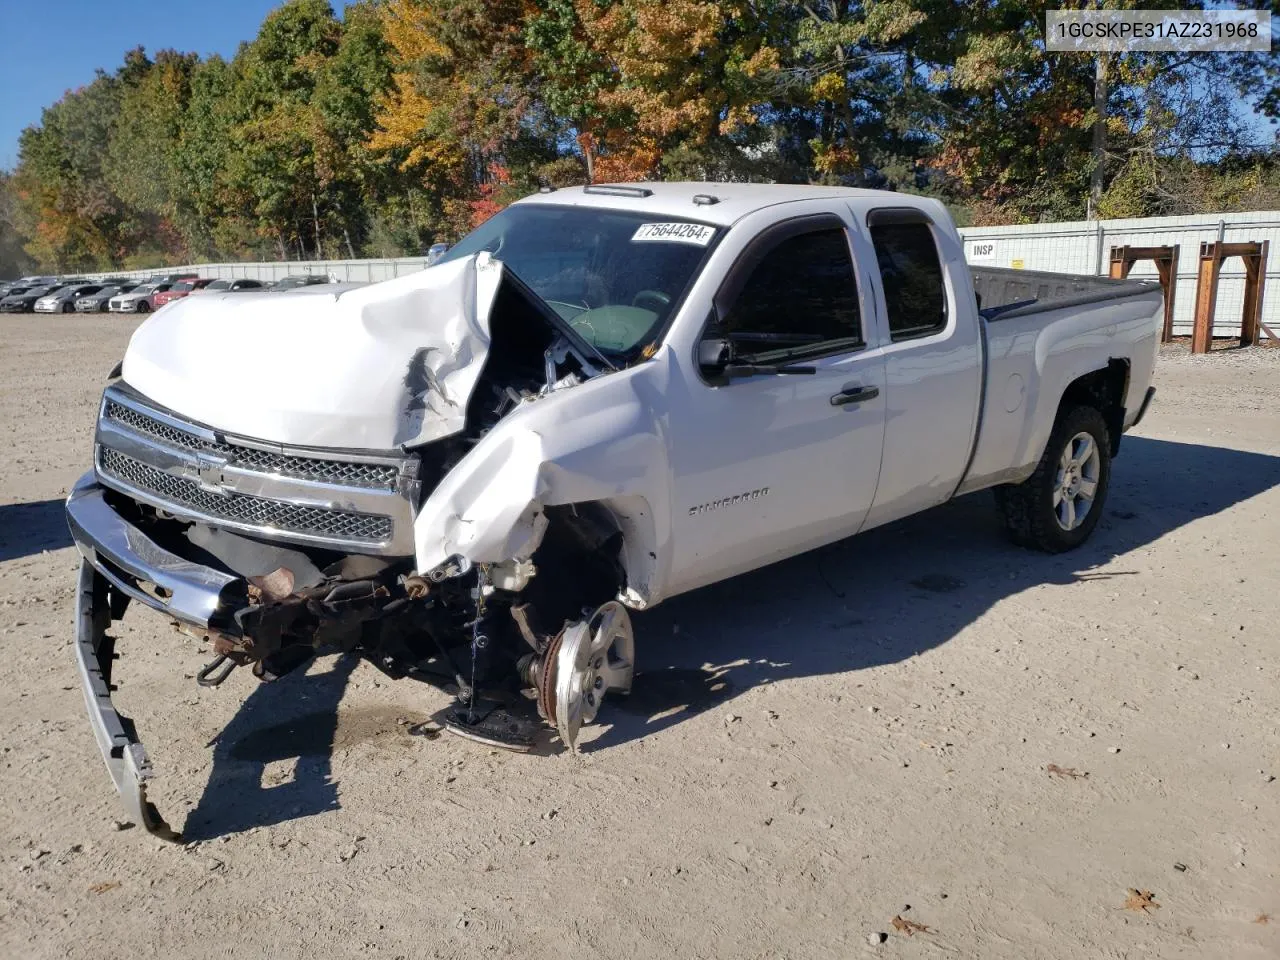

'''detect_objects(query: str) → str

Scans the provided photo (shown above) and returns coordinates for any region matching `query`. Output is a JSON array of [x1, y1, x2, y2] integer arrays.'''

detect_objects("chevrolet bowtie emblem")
[[192, 452, 230, 496]]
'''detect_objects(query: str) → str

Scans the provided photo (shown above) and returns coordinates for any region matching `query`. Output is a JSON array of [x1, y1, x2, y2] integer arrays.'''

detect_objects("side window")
[[721, 227, 861, 360], [867, 214, 947, 340]]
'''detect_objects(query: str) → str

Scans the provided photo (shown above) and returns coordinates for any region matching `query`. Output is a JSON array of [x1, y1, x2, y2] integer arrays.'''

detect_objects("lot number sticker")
[[632, 222, 715, 246]]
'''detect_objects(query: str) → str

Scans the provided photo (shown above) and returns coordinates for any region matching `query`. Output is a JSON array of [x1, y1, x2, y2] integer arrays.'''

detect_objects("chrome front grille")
[[94, 385, 419, 554], [103, 400, 400, 489], [99, 449, 394, 543]]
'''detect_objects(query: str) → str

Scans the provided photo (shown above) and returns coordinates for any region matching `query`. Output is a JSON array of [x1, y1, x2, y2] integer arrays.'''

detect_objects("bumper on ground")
[[66, 472, 247, 840]]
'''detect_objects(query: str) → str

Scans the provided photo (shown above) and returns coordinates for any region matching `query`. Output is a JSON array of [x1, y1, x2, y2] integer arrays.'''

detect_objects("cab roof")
[[513, 181, 916, 227]]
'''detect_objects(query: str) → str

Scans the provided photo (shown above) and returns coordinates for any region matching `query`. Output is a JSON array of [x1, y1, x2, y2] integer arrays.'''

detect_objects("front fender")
[[413, 358, 673, 607]]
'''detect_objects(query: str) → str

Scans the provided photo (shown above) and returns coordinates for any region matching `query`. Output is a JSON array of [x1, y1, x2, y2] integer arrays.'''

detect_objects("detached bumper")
[[66, 472, 246, 840], [74, 559, 180, 839]]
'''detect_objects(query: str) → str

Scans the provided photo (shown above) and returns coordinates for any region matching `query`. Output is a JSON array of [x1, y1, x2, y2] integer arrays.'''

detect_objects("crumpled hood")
[[121, 254, 504, 450]]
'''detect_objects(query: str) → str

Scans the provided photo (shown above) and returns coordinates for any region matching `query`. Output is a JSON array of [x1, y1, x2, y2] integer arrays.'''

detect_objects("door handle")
[[830, 385, 880, 406]]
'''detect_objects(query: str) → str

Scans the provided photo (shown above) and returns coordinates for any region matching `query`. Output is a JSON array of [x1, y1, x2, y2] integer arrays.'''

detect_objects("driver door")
[[665, 214, 888, 595]]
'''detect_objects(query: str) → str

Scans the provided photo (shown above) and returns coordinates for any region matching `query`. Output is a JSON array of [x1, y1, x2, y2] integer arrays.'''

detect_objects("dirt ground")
[[1, 313, 1277, 960]]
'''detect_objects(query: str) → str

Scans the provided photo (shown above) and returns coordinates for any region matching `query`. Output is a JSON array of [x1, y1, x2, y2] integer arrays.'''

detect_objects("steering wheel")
[[632, 289, 670, 313]]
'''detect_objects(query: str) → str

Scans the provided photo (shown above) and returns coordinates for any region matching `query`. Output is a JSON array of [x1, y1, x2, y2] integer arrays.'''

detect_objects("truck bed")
[[971, 266, 1157, 320], [958, 266, 1164, 497]]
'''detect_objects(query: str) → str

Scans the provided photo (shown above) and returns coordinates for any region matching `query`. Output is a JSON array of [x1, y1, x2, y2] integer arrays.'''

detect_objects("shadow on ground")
[[0, 499, 73, 562], [590, 436, 1280, 748], [182, 436, 1280, 833], [182, 655, 358, 840]]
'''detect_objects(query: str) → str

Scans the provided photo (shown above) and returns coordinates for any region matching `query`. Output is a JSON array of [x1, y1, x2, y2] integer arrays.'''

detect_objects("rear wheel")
[[995, 405, 1111, 553], [62, 302, 73, 313]]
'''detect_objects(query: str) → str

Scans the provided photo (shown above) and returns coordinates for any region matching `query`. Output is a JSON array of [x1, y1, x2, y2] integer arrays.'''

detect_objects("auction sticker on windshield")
[[631, 222, 715, 246]]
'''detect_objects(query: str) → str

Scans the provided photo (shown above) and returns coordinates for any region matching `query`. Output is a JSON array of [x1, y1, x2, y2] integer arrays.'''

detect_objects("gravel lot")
[[2, 314, 1277, 959]]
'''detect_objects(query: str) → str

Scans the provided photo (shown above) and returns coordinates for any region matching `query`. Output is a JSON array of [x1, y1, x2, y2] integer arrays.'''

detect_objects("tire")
[[135, 301, 150, 314], [994, 405, 1111, 553], [62, 302, 73, 313]]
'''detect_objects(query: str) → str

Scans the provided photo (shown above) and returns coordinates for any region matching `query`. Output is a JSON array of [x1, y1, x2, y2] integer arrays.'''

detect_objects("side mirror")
[[697, 337, 730, 370]]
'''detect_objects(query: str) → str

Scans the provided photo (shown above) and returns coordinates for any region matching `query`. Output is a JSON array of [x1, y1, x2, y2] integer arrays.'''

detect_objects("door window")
[[719, 227, 862, 361], [867, 213, 947, 340]]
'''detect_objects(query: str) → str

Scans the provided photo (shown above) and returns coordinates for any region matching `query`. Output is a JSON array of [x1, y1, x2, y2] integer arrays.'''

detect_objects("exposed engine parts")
[[167, 497, 633, 751]]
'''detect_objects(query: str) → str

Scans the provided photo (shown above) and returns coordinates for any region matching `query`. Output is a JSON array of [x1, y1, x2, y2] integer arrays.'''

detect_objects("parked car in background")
[[151, 278, 214, 308], [191, 278, 265, 294], [425, 242, 450, 265], [109, 282, 173, 314], [267, 274, 331, 291], [2, 284, 65, 313], [35, 284, 107, 314], [151, 272, 199, 286], [76, 284, 139, 313]]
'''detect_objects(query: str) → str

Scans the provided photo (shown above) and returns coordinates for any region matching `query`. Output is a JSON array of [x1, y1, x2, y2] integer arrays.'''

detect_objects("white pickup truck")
[[67, 182, 1161, 837]]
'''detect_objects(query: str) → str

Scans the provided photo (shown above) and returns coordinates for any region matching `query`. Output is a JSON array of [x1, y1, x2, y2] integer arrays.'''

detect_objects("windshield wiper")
[[719, 331, 822, 377], [723, 361, 816, 378]]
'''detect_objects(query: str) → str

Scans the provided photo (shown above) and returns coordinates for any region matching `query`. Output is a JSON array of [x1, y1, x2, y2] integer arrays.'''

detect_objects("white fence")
[[87, 208, 1279, 339], [957, 210, 1279, 338], [89, 257, 436, 286]]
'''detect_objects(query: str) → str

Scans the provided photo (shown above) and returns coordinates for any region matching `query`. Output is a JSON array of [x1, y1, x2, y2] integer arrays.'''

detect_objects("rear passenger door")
[[856, 206, 983, 530]]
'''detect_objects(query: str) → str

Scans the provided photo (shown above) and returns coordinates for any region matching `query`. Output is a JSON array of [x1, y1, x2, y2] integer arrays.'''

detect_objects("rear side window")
[[721, 227, 862, 360], [868, 213, 946, 340]]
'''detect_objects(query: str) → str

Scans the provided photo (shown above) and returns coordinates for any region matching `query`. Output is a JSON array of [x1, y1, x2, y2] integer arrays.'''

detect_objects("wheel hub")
[[538, 601, 634, 752], [1053, 430, 1101, 531]]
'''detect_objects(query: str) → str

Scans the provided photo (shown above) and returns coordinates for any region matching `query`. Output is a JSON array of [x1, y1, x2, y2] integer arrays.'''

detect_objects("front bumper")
[[110, 301, 142, 312], [67, 472, 247, 840], [67, 472, 243, 627]]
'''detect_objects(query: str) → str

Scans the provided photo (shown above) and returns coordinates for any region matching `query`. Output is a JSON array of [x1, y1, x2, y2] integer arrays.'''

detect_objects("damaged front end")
[[68, 253, 644, 837]]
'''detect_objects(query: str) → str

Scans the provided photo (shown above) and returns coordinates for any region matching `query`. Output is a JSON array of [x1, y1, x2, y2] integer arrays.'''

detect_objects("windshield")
[[131, 284, 158, 295], [205, 279, 232, 290], [173, 281, 195, 292], [439, 204, 720, 355]]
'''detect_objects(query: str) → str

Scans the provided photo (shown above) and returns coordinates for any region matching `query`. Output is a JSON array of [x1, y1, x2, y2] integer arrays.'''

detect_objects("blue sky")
[[0, 0, 285, 169]]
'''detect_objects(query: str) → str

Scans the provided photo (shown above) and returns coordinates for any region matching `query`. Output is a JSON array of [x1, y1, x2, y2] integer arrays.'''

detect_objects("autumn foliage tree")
[[4, 0, 1278, 273]]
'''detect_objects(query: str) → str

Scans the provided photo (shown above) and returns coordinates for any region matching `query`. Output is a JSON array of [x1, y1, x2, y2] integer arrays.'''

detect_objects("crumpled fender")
[[413, 354, 675, 608]]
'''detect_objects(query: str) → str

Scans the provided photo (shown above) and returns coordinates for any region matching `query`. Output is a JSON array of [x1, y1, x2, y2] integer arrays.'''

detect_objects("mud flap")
[[74, 559, 181, 841]]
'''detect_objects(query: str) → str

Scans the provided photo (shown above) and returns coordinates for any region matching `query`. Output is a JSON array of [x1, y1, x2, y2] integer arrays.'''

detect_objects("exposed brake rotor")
[[537, 601, 635, 752]]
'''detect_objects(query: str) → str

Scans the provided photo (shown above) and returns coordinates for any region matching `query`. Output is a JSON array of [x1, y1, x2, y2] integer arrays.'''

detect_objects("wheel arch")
[[1055, 358, 1129, 456]]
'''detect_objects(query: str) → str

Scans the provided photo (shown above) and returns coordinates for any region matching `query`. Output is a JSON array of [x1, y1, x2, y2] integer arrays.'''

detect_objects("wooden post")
[[1192, 242, 1222, 354], [1157, 246, 1180, 344], [1239, 239, 1269, 348]]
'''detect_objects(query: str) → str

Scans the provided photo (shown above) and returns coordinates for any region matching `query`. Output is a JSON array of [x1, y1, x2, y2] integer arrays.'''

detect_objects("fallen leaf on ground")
[[1254, 914, 1271, 925], [891, 915, 931, 935], [1047, 764, 1088, 779], [1124, 889, 1160, 913], [88, 882, 121, 894]]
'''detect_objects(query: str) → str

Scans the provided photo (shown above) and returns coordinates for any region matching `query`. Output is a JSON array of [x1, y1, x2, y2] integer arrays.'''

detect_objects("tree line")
[[2, 0, 1277, 276]]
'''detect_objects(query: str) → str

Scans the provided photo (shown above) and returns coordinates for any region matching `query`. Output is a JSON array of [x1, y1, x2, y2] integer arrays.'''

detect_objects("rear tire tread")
[[995, 405, 1111, 554]]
